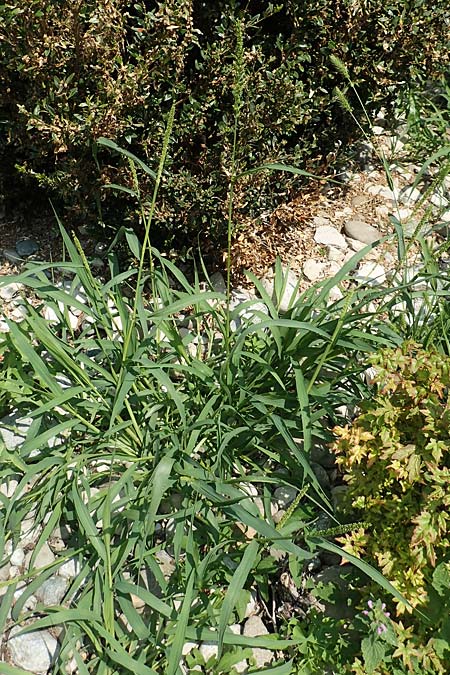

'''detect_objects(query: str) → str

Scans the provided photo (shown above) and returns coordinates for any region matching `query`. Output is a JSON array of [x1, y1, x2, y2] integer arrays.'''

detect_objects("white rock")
[[0, 282, 24, 302], [399, 185, 422, 205], [327, 261, 342, 277], [274, 486, 297, 508], [35, 576, 67, 606], [367, 184, 398, 201], [327, 246, 344, 262], [32, 542, 56, 570], [43, 305, 59, 323], [344, 220, 381, 244], [311, 215, 330, 228], [182, 641, 198, 656], [20, 518, 42, 548], [9, 565, 19, 578], [1, 477, 18, 499], [244, 590, 259, 618], [330, 285, 344, 302], [354, 263, 386, 286], [199, 642, 218, 662], [347, 238, 366, 252], [431, 192, 449, 209], [372, 125, 385, 136], [8, 625, 59, 673], [10, 548, 25, 567], [243, 616, 273, 668], [0, 413, 32, 450], [303, 259, 326, 282], [314, 226, 347, 249]]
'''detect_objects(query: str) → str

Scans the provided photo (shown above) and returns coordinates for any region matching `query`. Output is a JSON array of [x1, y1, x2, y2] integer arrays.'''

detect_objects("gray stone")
[[35, 576, 67, 606], [8, 625, 59, 673], [311, 443, 335, 469], [0, 282, 24, 302], [0, 413, 32, 451], [344, 220, 381, 245], [58, 557, 80, 579], [16, 239, 39, 257], [311, 463, 330, 491], [273, 486, 297, 508], [210, 271, 226, 294], [94, 242, 108, 256], [32, 542, 56, 570], [2, 248, 23, 264], [10, 548, 25, 567], [243, 616, 273, 668], [314, 226, 347, 250]]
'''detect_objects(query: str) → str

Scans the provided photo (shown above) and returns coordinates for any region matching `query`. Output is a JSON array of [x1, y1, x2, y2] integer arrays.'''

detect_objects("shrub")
[[332, 341, 450, 613], [1, 0, 449, 246]]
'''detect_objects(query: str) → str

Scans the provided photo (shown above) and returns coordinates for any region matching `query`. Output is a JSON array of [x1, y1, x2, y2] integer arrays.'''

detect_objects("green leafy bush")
[[333, 341, 450, 614], [1, 0, 449, 245]]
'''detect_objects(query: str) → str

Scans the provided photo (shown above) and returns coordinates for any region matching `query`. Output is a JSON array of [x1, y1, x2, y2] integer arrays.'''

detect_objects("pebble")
[[199, 642, 218, 662], [7, 625, 59, 673], [273, 486, 297, 508], [399, 185, 422, 205], [94, 242, 108, 256], [354, 262, 386, 286], [0, 477, 18, 499], [327, 246, 344, 262], [311, 215, 330, 227], [0, 413, 32, 451], [314, 226, 347, 249], [16, 238, 39, 257], [366, 184, 397, 201], [10, 548, 25, 567], [35, 576, 67, 606], [311, 462, 331, 491], [210, 271, 226, 294], [244, 590, 259, 618], [344, 219, 381, 244], [155, 550, 176, 578], [0, 282, 24, 302], [303, 259, 326, 281], [243, 616, 273, 668], [58, 557, 80, 579], [31, 542, 56, 570], [2, 248, 23, 264]]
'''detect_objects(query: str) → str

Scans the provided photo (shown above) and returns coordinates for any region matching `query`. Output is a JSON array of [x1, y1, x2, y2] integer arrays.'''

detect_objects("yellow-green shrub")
[[332, 341, 450, 613]]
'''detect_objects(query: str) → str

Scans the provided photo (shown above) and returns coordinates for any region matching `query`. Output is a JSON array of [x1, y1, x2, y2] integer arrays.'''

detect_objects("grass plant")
[[1, 38, 450, 675]]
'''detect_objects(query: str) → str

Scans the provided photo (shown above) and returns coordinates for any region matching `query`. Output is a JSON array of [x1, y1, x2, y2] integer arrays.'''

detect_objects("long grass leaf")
[[217, 539, 259, 658]]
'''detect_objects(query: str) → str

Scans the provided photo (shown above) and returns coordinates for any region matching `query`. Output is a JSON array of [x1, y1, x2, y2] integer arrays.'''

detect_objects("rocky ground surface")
[[1, 115, 450, 673]]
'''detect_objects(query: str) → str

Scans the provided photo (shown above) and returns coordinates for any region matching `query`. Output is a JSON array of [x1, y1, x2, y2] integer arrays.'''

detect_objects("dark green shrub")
[[1, 0, 449, 246]]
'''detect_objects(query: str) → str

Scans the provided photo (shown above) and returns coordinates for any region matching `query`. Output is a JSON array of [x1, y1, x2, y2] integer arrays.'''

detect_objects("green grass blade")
[[217, 539, 259, 658]]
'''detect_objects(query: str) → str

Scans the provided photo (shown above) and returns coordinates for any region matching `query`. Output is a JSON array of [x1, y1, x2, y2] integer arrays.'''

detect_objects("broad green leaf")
[[362, 635, 386, 674]]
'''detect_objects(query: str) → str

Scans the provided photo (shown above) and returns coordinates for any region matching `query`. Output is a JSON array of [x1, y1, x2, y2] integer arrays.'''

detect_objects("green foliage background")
[[1, 0, 449, 243]]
